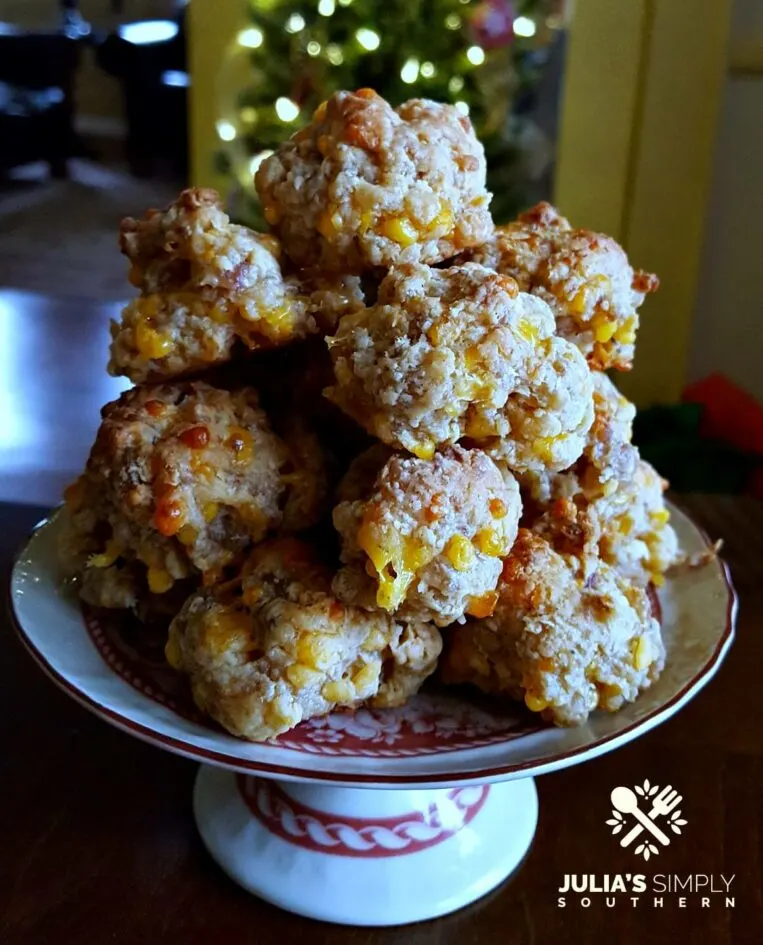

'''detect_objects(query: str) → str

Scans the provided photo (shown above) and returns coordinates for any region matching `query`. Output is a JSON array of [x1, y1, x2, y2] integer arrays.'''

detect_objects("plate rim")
[[8, 505, 737, 787]]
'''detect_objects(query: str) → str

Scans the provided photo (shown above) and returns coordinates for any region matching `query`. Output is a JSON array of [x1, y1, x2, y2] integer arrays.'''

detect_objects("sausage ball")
[[109, 188, 364, 382], [255, 89, 493, 272], [462, 202, 659, 370], [166, 539, 443, 740], [332, 445, 521, 627], [61, 382, 297, 610], [442, 530, 665, 726], [326, 262, 594, 473]]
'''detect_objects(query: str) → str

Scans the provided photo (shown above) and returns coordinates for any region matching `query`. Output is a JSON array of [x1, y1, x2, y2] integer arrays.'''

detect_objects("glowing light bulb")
[[338, 0, 353, 6], [448, 76, 464, 94], [240, 107, 258, 124], [275, 97, 300, 122], [400, 58, 419, 84], [455, 101, 470, 116], [356, 28, 380, 51], [216, 120, 236, 141], [420, 61, 435, 78], [249, 150, 274, 175], [513, 16, 536, 37], [466, 45, 485, 66], [318, 0, 335, 14], [445, 13, 461, 30], [326, 43, 344, 64], [307, 40, 321, 56], [285, 13, 305, 33], [238, 27, 263, 48]]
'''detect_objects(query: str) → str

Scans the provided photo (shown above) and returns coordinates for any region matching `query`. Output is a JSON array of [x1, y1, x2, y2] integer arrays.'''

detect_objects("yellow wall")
[[556, 0, 732, 405], [188, 0, 243, 194], [555, 0, 647, 241], [689, 0, 763, 400]]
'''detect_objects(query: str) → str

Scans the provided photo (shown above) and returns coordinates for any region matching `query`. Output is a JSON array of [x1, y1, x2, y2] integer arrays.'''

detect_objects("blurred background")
[[0, 0, 761, 505]]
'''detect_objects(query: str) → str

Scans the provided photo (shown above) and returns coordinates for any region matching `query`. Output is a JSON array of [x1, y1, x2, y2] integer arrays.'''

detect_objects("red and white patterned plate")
[[10, 504, 735, 788]]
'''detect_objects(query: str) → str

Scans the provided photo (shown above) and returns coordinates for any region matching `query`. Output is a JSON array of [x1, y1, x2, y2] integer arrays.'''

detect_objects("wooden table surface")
[[1, 291, 761, 944]]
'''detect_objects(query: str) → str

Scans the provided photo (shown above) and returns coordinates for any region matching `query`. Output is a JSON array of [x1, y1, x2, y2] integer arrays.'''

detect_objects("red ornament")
[[470, 0, 515, 50]]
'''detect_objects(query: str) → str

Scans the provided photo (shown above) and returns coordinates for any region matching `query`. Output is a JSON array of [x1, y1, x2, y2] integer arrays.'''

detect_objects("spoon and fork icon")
[[611, 785, 683, 847]]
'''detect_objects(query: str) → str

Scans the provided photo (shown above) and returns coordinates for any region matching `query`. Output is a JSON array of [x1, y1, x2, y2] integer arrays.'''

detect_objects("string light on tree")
[[285, 13, 305, 33], [513, 15, 537, 37], [326, 43, 344, 64], [466, 44, 485, 65], [275, 97, 300, 122], [216, 119, 236, 141], [400, 58, 420, 83], [237, 27, 263, 48], [355, 27, 380, 51], [216, 0, 554, 228]]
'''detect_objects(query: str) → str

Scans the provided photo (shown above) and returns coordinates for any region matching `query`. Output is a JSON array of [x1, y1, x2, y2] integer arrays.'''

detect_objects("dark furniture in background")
[[0, 1, 188, 182], [95, 10, 188, 177], [0, 22, 85, 178]]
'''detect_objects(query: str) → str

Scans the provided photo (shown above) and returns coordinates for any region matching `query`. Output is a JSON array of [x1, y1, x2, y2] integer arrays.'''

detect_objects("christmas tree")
[[216, 0, 558, 227]]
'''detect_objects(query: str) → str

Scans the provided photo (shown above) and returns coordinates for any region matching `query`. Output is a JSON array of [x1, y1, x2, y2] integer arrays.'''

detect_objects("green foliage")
[[633, 404, 761, 493]]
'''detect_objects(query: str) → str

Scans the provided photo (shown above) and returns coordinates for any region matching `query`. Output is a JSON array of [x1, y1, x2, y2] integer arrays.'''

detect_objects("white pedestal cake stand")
[[10, 505, 735, 927]]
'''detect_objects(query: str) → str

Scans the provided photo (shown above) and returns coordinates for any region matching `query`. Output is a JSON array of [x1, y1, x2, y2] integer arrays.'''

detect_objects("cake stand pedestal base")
[[193, 766, 538, 926]]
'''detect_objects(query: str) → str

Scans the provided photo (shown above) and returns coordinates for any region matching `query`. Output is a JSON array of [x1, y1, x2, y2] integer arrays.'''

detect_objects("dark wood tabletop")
[[1, 291, 761, 944]]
